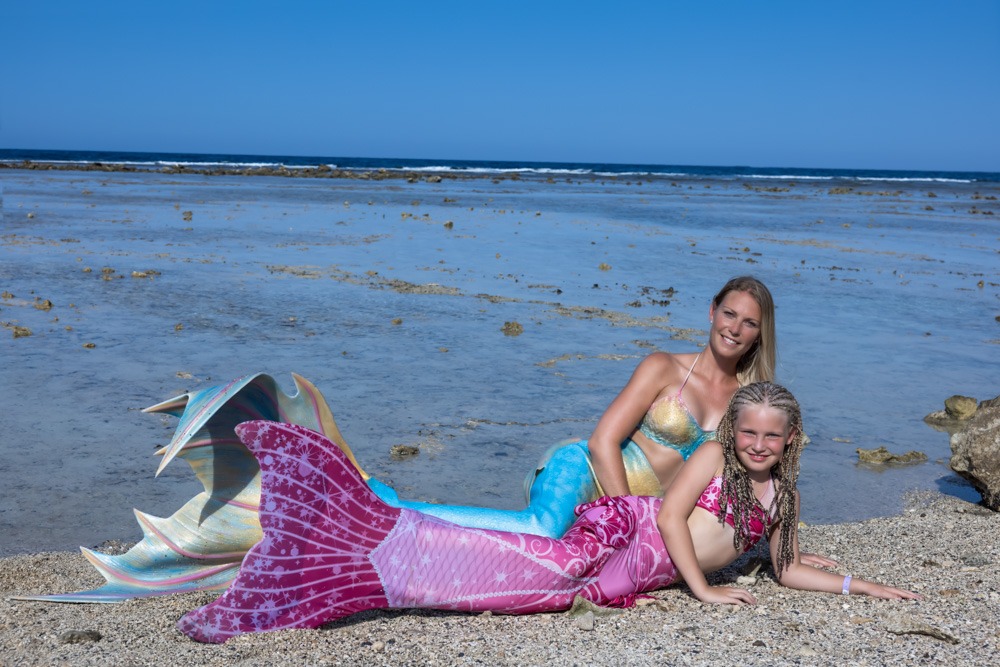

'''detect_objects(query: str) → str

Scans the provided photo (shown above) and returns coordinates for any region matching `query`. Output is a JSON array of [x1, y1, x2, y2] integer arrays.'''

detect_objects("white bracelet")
[[841, 575, 852, 595]]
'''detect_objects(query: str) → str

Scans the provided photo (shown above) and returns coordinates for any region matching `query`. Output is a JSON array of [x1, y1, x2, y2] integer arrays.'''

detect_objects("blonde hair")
[[714, 381, 804, 575], [712, 276, 776, 385]]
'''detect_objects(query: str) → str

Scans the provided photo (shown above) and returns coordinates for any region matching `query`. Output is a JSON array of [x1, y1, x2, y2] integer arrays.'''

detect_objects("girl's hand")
[[855, 580, 923, 600], [696, 586, 757, 605], [800, 552, 838, 569]]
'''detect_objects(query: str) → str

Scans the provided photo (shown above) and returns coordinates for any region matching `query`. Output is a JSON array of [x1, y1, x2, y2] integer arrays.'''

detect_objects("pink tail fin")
[[177, 421, 399, 643]]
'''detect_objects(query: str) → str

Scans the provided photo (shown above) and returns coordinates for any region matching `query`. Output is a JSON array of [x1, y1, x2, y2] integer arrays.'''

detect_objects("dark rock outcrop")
[[950, 398, 1000, 511]]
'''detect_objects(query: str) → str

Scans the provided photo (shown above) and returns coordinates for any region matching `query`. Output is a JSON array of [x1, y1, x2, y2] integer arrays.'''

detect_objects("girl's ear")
[[784, 427, 798, 446]]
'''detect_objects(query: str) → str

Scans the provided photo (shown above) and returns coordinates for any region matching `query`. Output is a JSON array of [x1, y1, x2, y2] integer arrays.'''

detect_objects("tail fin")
[[177, 421, 399, 643], [21, 373, 367, 604]]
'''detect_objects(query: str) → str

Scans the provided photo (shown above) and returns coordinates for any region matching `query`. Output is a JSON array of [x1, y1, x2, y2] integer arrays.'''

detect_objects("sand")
[[2, 491, 997, 665]]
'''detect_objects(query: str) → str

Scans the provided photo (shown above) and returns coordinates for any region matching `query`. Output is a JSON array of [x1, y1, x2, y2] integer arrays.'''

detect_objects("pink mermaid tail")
[[178, 421, 679, 643]]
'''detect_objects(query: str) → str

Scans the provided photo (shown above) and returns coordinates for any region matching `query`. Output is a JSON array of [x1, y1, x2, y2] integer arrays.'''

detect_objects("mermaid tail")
[[405, 436, 663, 535], [20, 373, 362, 603], [33, 372, 663, 603], [179, 421, 666, 643], [178, 421, 400, 643]]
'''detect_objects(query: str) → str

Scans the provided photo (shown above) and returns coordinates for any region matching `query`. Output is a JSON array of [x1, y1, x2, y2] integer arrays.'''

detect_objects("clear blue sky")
[[3, 1, 998, 171]]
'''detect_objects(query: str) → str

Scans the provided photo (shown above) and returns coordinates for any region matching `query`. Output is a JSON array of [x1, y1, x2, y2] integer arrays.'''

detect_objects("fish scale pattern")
[[178, 420, 771, 643], [177, 420, 399, 642], [177, 420, 667, 643]]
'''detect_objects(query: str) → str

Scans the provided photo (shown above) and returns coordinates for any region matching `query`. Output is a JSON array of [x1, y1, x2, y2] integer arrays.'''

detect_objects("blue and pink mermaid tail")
[[26, 373, 664, 603], [178, 420, 678, 643]]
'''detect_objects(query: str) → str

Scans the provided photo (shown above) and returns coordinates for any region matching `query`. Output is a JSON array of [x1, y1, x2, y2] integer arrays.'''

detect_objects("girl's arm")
[[590, 353, 677, 496], [770, 492, 923, 600], [657, 442, 757, 605]]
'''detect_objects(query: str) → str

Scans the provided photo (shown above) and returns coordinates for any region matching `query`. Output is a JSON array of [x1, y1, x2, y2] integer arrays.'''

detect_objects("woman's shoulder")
[[638, 350, 700, 374]]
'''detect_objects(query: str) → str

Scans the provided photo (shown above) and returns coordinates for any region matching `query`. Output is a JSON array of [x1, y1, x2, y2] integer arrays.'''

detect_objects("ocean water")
[[0, 154, 997, 556]]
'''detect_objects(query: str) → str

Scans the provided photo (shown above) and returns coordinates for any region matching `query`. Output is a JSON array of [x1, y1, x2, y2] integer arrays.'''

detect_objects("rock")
[[924, 409, 956, 431], [856, 446, 928, 464], [981, 396, 1000, 410], [884, 615, 959, 644], [389, 445, 419, 460], [59, 629, 102, 644], [926, 395, 987, 432], [567, 595, 623, 618], [574, 611, 595, 631], [501, 321, 524, 337], [945, 395, 978, 420], [950, 400, 1000, 511]]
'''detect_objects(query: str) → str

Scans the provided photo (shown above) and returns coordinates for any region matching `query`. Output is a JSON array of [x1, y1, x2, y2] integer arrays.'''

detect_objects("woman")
[[589, 275, 774, 497], [381, 275, 828, 561]]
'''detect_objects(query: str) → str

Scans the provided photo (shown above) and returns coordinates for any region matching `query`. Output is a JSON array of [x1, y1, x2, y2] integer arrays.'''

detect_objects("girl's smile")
[[734, 404, 795, 480]]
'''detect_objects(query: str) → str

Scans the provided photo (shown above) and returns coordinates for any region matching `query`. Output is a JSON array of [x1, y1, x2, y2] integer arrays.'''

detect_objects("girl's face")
[[709, 291, 762, 360], [733, 404, 795, 480]]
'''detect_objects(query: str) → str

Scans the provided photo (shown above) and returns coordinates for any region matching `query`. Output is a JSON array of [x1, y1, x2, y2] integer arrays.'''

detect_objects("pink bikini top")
[[694, 475, 776, 552]]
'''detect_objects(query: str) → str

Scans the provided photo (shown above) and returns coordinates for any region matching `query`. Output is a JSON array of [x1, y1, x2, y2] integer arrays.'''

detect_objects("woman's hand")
[[695, 585, 757, 605], [799, 551, 838, 569]]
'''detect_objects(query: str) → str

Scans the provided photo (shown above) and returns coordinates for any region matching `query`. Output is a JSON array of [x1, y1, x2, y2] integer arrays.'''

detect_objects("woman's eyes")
[[723, 310, 759, 328]]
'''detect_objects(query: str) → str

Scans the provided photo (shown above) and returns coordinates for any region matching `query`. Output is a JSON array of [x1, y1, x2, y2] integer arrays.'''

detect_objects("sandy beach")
[[1, 164, 998, 663], [2, 491, 998, 665]]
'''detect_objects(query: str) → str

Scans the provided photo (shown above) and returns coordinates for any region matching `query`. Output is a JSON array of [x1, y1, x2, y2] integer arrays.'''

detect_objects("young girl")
[[177, 382, 920, 644]]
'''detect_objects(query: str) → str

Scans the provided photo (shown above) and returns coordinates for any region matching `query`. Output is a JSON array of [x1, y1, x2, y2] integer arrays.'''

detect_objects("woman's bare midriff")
[[631, 429, 689, 493]]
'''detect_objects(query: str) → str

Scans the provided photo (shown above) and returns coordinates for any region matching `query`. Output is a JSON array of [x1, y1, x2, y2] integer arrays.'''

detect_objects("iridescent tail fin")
[[178, 420, 399, 643], [18, 373, 362, 603]]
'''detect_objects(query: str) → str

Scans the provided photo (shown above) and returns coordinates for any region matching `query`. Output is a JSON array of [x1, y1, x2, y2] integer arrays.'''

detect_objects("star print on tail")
[[177, 421, 655, 643], [177, 420, 399, 643]]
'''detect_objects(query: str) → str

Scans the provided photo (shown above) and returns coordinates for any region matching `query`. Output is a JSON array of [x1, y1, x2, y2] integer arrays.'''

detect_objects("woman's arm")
[[589, 353, 678, 496], [770, 492, 923, 600], [657, 442, 756, 604]]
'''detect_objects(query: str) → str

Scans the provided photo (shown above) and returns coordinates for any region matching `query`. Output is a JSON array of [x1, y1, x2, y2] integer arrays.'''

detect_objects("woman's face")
[[709, 290, 762, 360]]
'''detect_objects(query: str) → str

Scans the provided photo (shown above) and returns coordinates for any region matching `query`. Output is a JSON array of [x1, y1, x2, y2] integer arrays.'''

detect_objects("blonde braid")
[[715, 382, 804, 574]]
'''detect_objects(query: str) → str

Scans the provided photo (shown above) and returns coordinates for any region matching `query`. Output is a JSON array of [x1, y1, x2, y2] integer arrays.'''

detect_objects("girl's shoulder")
[[687, 438, 725, 470]]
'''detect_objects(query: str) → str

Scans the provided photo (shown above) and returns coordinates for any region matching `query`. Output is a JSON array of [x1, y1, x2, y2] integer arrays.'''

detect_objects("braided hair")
[[714, 381, 804, 575]]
